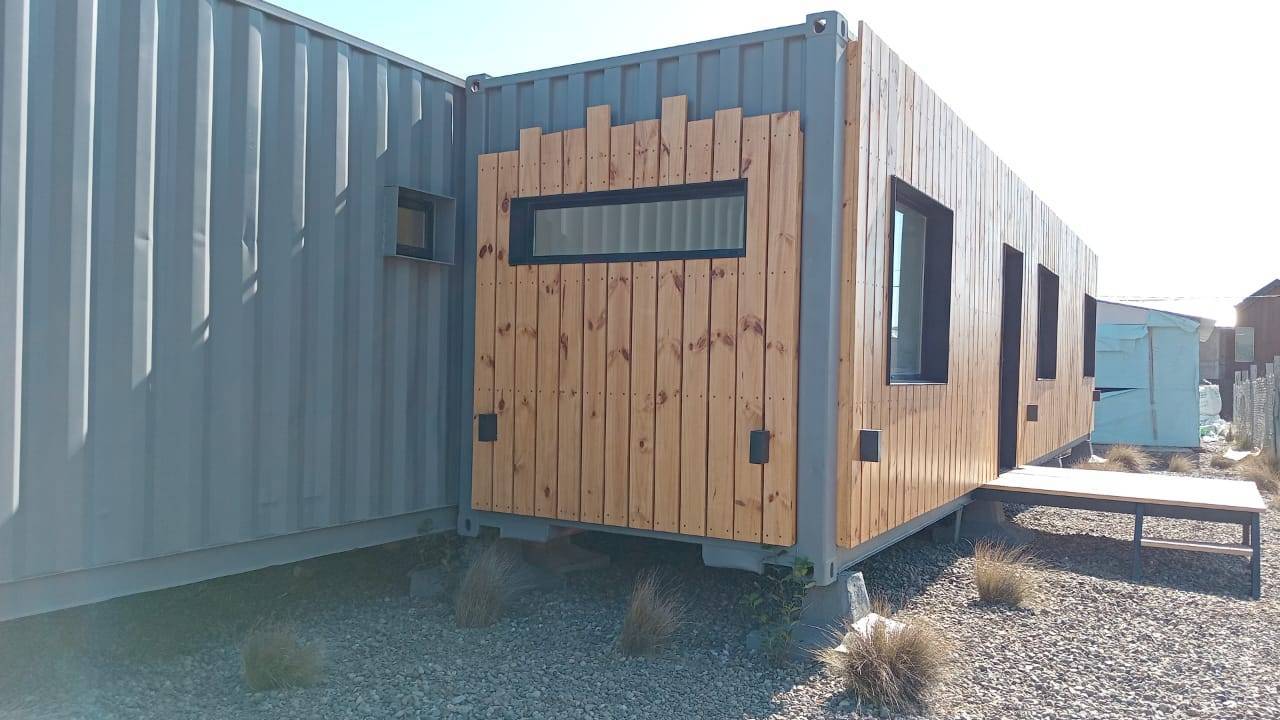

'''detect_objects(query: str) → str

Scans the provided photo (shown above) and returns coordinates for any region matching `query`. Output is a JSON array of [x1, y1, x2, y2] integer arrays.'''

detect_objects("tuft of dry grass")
[[1232, 433, 1255, 451], [819, 602, 952, 714], [1070, 459, 1125, 472], [1241, 452, 1280, 494], [1210, 454, 1237, 470], [617, 570, 687, 656], [1166, 455, 1195, 474], [241, 624, 324, 691], [973, 540, 1040, 606], [454, 544, 517, 628], [1104, 445, 1154, 473]]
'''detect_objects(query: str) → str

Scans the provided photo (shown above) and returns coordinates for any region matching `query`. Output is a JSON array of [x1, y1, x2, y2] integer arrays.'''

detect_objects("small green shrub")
[[617, 570, 687, 656], [1166, 455, 1195, 474], [819, 601, 952, 714], [1104, 445, 1154, 473], [740, 557, 815, 664], [241, 624, 324, 691]]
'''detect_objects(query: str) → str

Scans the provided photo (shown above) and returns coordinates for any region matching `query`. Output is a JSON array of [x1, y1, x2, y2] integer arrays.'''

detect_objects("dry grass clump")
[[973, 540, 1039, 606], [1241, 452, 1280, 494], [617, 570, 687, 656], [1166, 455, 1195, 474], [241, 624, 324, 691], [455, 544, 517, 628], [1210, 454, 1237, 470], [819, 601, 952, 714], [1104, 445, 1154, 473], [1070, 459, 1125, 472]]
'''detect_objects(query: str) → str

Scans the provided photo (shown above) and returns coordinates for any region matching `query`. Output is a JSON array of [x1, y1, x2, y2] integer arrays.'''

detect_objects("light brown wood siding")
[[472, 98, 804, 546], [836, 25, 1098, 548]]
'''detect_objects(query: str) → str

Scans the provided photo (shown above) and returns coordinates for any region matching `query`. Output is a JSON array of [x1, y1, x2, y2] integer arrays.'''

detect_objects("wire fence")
[[1234, 356, 1280, 452]]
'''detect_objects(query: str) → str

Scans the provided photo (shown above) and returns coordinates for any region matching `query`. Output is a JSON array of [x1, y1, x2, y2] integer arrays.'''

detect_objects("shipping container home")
[[1, 1, 1097, 620], [462, 16, 1098, 584]]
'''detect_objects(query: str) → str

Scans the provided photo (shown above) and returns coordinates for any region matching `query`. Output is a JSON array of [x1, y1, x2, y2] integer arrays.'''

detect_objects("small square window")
[[1036, 265, 1060, 379], [395, 188, 435, 260], [887, 177, 953, 384]]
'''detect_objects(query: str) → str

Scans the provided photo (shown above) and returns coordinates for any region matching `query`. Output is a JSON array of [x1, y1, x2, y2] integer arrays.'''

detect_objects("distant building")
[[1094, 301, 1214, 448], [1236, 279, 1280, 371]]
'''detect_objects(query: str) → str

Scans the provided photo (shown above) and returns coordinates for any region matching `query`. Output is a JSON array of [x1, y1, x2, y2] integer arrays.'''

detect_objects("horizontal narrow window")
[[887, 177, 953, 384], [509, 179, 747, 265]]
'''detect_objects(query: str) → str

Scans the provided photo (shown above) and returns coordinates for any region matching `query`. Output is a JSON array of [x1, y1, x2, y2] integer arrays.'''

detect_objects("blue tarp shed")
[[1093, 301, 1213, 448]]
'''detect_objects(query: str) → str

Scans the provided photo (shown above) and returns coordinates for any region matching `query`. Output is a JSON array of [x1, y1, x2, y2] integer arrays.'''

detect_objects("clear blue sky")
[[272, 0, 1280, 325]]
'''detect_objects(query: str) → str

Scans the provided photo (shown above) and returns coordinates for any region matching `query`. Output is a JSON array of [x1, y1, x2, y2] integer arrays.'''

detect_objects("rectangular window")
[[1082, 294, 1097, 377], [887, 177, 953, 384], [1236, 326, 1256, 363], [1036, 265, 1060, 379], [509, 179, 746, 265], [395, 187, 436, 260]]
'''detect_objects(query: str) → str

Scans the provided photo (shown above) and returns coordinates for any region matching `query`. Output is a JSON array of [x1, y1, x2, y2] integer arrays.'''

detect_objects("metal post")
[[1243, 522, 1251, 546], [1251, 513, 1262, 600], [1132, 504, 1144, 583], [952, 506, 964, 544]]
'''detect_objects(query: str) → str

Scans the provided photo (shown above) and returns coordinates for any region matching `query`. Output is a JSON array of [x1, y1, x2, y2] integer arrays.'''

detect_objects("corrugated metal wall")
[[469, 24, 811, 154], [0, 0, 464, 587]]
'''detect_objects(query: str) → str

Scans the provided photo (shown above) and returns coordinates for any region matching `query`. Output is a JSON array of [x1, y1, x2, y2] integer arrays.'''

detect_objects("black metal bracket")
[[748, 430, 770, 465], [858, 429, 881, 462], [1026, 404, 1039, 422], [477, 413, 497, 442], [1092, 389, 1101, 402]]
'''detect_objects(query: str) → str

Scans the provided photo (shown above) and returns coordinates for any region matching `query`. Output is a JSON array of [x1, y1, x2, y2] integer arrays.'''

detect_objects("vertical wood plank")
[[513, 126, 541, 515], [653, 97, 688, 533], [706, 107, 741, 539], [557, 128, 587, 520], [471, 153, 499, 510], [580, 106, 611, 523], [628, 119, 660, 528], [733, 114, 771, 543], [492, 150, 520, 513], [534, 131, 563, 517], [603, 123, 635, 526], [763, 111, 802, 546], [678, 118, 714, 535]]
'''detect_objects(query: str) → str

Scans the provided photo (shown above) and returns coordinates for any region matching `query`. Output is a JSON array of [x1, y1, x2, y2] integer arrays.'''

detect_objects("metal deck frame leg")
[[1132, 504, 1144, 583], [1251, 513, 1262, 600]]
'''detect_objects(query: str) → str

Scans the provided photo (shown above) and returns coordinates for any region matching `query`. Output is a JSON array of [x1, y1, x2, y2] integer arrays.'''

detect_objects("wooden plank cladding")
[[472, 97, 804, 546], [836, 24, 1098, 549]]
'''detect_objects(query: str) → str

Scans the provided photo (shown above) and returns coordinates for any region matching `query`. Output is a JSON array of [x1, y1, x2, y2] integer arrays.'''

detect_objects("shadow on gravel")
[[1020, 528, 1254, 600]]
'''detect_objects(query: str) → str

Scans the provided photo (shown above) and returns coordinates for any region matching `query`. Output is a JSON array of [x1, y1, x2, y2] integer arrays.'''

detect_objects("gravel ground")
[[2, 462, 1276, 720]]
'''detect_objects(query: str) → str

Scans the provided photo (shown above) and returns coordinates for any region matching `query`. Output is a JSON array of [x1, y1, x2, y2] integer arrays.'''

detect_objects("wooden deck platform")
[[975, 465, 1265, 599]]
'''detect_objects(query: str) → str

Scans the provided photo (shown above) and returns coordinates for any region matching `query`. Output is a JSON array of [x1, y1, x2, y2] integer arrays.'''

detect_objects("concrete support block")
[[791, 569, 872, 652], [959, 500, 1035, 545]]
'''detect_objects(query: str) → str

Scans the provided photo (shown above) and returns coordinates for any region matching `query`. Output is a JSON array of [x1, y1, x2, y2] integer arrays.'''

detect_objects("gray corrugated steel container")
[[0, 0, 465, 620]]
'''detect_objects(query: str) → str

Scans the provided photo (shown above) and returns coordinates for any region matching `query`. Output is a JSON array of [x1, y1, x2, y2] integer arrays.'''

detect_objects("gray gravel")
[[2, 473, 1276, 720]]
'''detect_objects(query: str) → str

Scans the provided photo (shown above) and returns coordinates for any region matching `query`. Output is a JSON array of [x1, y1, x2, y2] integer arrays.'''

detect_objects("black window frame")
[[1036, 264, 1060, 380], [507, 179, 748, 266], [885, 176, 953, 385], [1082, 293, 1097, 378], [394, 187, 436, 261]]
